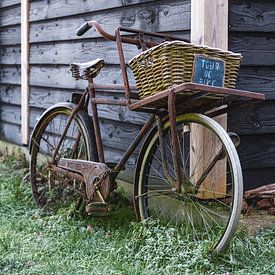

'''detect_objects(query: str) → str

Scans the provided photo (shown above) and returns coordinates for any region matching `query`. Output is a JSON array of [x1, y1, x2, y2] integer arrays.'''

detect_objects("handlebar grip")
[[76, 22, 91, 36]]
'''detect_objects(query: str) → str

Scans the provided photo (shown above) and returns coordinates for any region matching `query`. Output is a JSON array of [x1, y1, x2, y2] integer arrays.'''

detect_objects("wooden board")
[[0, 84, 149, 125], [0, 25, 21, 45], [229, 0, 275, 32], [0, 103, 144, 152], [21, 0, 30, 145], [229, 33, 275, 66], [237, 67, 275, 94], [0, 1, 190, 45], [191, 0, 228, 199], [228, 101, 275, 135], [0, 0, 20, 9], [4, 83, 273, 137], [0, 122, 22, 145], [0, 31, 190, 65], [0, 0, 159, 27], [237, 134, 275, 170], [2, 33, 274, 67]]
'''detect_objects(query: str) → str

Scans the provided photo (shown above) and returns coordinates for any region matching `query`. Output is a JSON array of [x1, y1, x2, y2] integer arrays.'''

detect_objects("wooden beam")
[[191, 0, 228, 199], [191, 0, 228, 48], [21, 0, 30, 145]]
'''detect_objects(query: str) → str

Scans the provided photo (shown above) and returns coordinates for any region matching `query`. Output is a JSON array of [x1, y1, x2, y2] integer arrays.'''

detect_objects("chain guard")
[[58, 158, 111, 202]]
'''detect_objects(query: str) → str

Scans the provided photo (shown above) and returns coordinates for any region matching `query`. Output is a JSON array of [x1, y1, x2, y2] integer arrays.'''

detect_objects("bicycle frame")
[[29, 20, 267, 255], [51, 22, 264, 192]]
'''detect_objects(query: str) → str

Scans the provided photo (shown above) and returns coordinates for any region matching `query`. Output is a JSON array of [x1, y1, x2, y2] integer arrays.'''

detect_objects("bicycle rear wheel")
[[30, 103, 97, 212], [134, 113, 243, 254]]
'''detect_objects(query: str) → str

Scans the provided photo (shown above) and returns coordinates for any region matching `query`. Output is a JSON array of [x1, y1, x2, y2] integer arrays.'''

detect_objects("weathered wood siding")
[[1, 0, 274, 189], [0, 0, 190, 182], [228, 0, 275, 189]]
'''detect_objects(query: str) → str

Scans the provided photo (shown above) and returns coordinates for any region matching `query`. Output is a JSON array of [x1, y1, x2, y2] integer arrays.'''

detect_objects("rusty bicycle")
[[29, 21, 264, 254]]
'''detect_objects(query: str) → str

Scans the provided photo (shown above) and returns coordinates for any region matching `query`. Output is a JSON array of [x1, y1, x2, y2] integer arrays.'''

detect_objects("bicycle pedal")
[[86, 202, 109, 216]]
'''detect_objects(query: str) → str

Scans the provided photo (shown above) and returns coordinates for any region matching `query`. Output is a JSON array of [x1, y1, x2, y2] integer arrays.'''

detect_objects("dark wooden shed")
[[0, 0, 274, 190]]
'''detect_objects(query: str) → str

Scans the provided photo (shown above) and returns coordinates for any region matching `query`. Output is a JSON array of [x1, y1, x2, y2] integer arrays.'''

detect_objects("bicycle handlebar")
[[76, 20, 190, 46], [76, 21, 116, 41], [76, 22, 91, 36]]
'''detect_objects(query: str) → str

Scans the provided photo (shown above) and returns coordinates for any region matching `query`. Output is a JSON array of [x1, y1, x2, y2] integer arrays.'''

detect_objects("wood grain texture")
[[0, 25, 21, 45], [0, 0, 158, 27], [0, 1, 190, 46], [0, 0, 20, 9], [0, 65, 21, 84], [191, 0, 228, 199], [237, 133, 275, 170], [21, 0, 30, 145], [29, 1, 189, 43], [228, 100, 275, 135], [0, 122, 21, 145], [0, 64, 135, 88], [229, 0, 275, 32], [0, 30, 190, 65], [0, 2, 20, 26], [0, 84, 149, 125], [236, 66, 275, 94], [29, 0, 158, 22], [0, 84, 21, 105], [6, 31, 275, 69], [0, 102, 144, 154], [27, 64, 135, 89], [1, 40, 140, 65], [229, 32, 275, 66]]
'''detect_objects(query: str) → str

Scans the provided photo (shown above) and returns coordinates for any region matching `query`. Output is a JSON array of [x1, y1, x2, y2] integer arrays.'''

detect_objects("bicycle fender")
[[29, 102, 78, 154]]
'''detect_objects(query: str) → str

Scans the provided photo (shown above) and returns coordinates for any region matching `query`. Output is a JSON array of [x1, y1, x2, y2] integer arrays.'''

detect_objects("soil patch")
[[239, 209, 275, 234]]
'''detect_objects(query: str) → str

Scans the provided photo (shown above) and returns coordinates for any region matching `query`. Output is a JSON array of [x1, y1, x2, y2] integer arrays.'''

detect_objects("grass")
[[0, 157, 275, 274]]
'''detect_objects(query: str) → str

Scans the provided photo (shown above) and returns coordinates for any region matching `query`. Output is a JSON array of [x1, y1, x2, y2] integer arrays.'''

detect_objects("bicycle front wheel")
[[134, 113, 243, 254], [30, 103, 97, 212]]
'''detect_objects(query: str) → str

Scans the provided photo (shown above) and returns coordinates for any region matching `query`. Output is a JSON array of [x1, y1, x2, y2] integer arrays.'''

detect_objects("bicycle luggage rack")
[[128, 82, 265, 115]]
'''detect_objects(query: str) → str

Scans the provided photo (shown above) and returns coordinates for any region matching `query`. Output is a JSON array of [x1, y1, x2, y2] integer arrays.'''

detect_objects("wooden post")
[[21, 0, 30, 145], [191, 0, 228, 198]]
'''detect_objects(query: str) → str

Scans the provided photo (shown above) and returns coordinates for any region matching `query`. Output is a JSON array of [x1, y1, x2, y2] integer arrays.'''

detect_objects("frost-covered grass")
[[0, 157, 274, 274]]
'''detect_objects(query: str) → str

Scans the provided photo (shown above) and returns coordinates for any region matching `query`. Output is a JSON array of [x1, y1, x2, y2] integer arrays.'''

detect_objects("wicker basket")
[[128, 41, 242, 99]]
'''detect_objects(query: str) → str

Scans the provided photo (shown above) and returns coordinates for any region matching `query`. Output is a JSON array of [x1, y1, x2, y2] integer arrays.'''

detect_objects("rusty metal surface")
[[91, 98, 129, 106], [115, 28, 132, 102], [88, 81, 105, 163], [58, 158, 111, 202], [129, 82, 265, 112], [50, 164, 85, 182], [167, 92, 183, 193]]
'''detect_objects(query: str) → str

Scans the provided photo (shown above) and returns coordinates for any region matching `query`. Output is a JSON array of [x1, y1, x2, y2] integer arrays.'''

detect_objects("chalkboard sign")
[[192, 55, 225, 87]]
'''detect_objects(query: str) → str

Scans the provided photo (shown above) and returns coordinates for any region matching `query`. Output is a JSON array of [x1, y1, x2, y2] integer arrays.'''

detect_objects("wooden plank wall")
[[2, 0, 273, 189], [228, 0, 275, 189], [0, 0, 191, 182]]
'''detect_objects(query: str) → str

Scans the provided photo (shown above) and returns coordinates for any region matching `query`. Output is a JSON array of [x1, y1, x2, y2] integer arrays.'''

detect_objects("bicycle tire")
[[134, 113, 243, 254], [30, 103, 97, 212]]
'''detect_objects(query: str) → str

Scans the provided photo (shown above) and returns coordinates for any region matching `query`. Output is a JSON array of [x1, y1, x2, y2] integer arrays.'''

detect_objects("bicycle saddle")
[[70, 58, 105, 80]]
